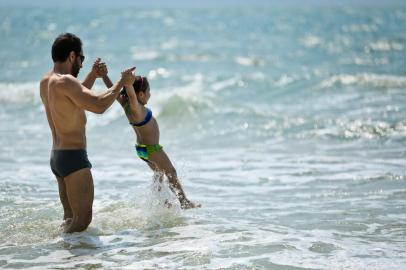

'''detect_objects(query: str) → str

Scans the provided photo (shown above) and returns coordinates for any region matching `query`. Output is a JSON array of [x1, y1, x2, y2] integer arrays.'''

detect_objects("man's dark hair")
[[51, 33, 82, 62]]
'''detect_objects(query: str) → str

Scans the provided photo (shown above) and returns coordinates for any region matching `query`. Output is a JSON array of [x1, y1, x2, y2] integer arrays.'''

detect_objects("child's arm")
[[125, 84, 142, 113], [82, 58, 102, 89], [102, 74, 113, 88]]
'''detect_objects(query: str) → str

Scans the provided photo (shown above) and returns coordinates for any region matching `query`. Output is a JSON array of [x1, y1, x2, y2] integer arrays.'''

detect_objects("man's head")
[[51, 33, 84, 77]]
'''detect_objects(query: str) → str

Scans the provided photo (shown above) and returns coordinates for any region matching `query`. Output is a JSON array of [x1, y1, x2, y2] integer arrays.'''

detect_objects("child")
[[102, 70, 200, 209]]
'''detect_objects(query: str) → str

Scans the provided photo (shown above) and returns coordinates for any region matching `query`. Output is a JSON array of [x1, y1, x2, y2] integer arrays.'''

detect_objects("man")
[[39, 32, 135, 233]]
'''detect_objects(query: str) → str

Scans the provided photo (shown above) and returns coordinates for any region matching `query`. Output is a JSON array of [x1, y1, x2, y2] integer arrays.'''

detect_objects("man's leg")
[[56, 176, 73, 220], [63, 168, 94, 233]]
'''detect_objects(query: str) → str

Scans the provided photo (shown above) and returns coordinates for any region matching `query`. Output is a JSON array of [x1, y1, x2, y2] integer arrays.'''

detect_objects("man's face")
[[71, 51, 84, 78]]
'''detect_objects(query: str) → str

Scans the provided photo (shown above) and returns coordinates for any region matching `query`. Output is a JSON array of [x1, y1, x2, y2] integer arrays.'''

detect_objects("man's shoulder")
[[51, 74, 80, 91], [56, 74, 77, 84], [39, 72, 53, 99], [40, 71, 53, 86]]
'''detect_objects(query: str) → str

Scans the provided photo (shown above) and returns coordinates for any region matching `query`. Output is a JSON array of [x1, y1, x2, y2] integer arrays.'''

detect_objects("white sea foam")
[[342, 24, 378, 33], [148, 67, 170, 79], [149, 75, 214, 117], [0, 82, 40, 104], [273, 74, 295, 87], [319, 73, 406, 89], [234, 56, 264, 66], [305, 119, 406, 140], [92, 181, 182, 234], [368, 40, 404, 52], [167, 52, 212, 62], [300, 34, 323, 48], [211, 77, 239, 92], [131, 48, 160, 61], [160, 38, 179, 50]]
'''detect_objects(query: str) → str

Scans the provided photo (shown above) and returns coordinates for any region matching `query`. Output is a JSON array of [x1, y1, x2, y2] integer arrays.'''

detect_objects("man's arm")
[[99, 67, 127, 106], [62, 67, 135, 114]]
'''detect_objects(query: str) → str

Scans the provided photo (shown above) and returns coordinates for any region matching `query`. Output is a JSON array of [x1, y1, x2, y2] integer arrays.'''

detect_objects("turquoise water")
[[1, 4, 406, 269]]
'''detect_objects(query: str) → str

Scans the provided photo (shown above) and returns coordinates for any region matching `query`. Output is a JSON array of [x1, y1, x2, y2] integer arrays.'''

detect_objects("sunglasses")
[[76, 52, 85, 63]]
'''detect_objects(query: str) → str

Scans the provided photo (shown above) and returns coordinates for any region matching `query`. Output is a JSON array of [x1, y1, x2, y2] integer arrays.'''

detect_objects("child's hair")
[[120, 76, 149, 96], [133, 76, 149, 93], [120, 76, 149, 98]]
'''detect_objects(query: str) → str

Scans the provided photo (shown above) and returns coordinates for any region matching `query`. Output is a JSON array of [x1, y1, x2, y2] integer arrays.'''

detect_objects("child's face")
[[145, 87, 151, 102], [138, 88, 151, 105]]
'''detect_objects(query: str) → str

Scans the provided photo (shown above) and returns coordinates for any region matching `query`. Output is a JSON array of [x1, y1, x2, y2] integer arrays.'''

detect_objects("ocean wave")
[[273, 74, 296, 87], [0, 199, 61, 245], [342, 24, 378, 33], [300, 34, 324, 48], [302, 119, 406, 140], [151, 79, 214, 118], [131, 50, 217, 63], [136, 10, 164, 19], [86, 78, 214, 128], [131, 48, 160, 61], [319, 73, 406, 89], [339, 56, 389, 66], [258, 113, 406, 141], [148, 67, 170, 79], [367, 40, 404, 52], [234, 56, 265, 66], [0, 82, 40, 104], [166, 52, 214, 62], [339, 120, 406, 139], [211, 77, 241, 92], [160, 38, 179, 50], [0, 77, 214, 118]]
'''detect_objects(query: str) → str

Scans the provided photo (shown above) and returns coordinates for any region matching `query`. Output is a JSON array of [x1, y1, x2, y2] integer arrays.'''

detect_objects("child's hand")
[[121, 67, 136, 86]]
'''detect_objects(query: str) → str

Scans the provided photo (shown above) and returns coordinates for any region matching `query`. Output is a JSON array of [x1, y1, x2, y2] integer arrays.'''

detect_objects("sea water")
[[0, 3, 406, 270]]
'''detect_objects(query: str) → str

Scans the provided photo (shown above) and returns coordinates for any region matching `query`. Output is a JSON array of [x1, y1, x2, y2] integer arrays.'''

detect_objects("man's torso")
[[40, 71, 87, 149]]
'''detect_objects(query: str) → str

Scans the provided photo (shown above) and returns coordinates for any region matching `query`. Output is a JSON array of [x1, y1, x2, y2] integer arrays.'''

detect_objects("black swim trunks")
[[50, 149, 92, 178]]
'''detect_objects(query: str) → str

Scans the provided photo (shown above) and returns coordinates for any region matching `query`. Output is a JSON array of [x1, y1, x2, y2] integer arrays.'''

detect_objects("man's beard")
[[71, 60, 81, 78]]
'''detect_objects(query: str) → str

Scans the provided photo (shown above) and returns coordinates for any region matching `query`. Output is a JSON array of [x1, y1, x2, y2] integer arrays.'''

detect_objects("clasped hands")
[[90, 57, 135, 87]]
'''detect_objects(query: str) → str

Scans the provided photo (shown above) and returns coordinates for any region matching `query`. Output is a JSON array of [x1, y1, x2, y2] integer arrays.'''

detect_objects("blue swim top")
[[129, 108, 152, 127]]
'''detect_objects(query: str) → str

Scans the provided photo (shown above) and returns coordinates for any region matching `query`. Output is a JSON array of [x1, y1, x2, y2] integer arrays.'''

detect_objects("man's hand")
[[91, 58, 108, 78], [121, 67, 136, 87]]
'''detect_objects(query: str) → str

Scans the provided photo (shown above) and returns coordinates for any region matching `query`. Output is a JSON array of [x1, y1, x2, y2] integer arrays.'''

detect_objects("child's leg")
[[150, 170, 172, 208], [151, 170, 164, 191], [148, 150, 189, 202], [148, 149, 200, 209]]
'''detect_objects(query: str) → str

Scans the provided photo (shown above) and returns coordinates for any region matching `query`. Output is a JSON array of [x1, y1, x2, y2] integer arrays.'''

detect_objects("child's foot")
[[180, 200, 201, 209]]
